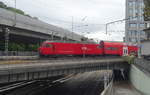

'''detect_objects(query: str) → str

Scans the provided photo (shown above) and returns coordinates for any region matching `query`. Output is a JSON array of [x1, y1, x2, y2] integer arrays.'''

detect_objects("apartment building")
[[125, 0, 146, 44]]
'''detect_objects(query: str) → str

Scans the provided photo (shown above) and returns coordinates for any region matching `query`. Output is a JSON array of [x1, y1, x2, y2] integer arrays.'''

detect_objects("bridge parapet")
[[0, 58, 128, 84]]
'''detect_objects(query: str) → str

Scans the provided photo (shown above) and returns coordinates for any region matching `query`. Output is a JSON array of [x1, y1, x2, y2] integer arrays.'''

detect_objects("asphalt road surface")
[[3, 71, 111, 95]]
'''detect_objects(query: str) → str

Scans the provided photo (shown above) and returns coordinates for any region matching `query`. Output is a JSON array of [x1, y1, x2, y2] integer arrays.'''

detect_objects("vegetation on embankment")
[[0, 41, 39, 51], [122, 55, 135, 64], [0, 1, 38, 19], [144, 0, 150, 21]]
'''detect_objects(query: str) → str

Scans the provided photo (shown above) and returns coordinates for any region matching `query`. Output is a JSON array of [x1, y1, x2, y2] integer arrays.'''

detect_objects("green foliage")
[[0, 1, 38, 19], [8, 43, 25, 51], [0, 41, 39, 51], [0, 1, 7, 8], [27, 44, 39, 51], [122, 55, 135, 64], [6, 7, 25, 15], [25, 14, 31, 18], [144, 0, 150, 21], [0, 41, 5, 50]]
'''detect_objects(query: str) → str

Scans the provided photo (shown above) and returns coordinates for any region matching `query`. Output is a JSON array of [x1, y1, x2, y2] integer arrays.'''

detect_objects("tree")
[[144, 0, 150, 21], [28, 44, 39, 51], [6, 7, 25, 15], [0, 2, 7, 8]]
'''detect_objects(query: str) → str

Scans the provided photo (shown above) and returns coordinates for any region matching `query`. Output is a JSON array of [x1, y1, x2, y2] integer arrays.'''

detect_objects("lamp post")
[[136, 4, 142, 59]]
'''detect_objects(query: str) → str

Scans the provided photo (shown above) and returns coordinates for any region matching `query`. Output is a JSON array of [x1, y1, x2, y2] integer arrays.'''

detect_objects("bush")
[[122, 55, 135, 64]]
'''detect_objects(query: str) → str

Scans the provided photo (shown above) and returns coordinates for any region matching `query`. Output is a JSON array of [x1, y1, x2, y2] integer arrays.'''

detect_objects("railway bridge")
[[0, 57, 129, 84]]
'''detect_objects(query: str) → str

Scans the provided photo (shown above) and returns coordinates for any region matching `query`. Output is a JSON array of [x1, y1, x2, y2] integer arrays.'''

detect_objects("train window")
[[130, 51, 137, 55], [97, 45, 103, 48], [107, 47, 118, 50]]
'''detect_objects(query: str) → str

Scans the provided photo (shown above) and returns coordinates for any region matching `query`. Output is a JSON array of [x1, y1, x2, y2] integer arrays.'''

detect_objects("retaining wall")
[[130, 64, 150, 95]]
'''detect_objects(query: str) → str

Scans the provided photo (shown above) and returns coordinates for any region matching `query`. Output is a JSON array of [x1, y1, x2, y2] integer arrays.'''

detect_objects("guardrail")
[[134, 58, 150, 76], [101, 80, 113, 95]]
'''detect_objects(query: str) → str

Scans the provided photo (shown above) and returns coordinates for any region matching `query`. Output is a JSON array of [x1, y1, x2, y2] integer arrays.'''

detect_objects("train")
[[38, 40, 138, 57]]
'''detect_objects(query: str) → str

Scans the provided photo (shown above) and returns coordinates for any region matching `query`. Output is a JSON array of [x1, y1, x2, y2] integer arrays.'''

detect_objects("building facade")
[[141, 28, 150, 57], [125, 0, 146, 44]]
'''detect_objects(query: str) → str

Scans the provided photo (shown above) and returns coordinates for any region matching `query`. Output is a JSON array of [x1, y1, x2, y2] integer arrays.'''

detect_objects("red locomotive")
[[38, 40, 138, 57]]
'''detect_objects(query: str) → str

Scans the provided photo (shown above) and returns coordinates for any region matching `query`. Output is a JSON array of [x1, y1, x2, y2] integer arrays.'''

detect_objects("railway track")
[[0, 74, 75, 95]]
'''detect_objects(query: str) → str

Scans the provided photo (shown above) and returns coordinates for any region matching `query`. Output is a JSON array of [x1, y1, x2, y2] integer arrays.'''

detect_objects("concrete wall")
[[130, 64, 150, 95], [141, 40, 150, 56]]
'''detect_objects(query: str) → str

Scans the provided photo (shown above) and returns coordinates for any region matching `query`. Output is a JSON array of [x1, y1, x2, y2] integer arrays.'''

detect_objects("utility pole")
[[136, 0, 141, 58], [71, 16, 74, 40], [51, 32, 54, 41], [5, 28, 9, 56]]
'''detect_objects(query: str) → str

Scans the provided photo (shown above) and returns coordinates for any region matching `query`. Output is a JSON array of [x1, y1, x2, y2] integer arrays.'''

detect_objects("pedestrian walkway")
[[113, 81, 143, 95]]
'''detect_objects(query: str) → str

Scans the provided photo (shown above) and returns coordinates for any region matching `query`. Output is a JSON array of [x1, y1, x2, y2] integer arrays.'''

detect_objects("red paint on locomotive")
[[39, 41, 103, 56], [38, 41, 138, 57]]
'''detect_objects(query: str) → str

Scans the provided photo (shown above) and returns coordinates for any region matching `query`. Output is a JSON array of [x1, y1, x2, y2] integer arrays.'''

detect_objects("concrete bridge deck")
[[0, 57, 128, 84], [0, 8, 83, 41]]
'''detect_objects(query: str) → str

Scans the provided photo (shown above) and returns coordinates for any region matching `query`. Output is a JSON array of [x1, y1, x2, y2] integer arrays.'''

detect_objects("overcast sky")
[[2, 0, 125, 41]]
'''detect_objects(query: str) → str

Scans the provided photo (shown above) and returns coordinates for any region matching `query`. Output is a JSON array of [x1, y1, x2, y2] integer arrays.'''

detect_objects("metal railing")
[[0, 51, 38, 56], [135, 58, 150, 74]]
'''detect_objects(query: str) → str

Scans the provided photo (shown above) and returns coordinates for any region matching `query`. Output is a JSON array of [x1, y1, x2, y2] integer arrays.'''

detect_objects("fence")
[[135, 58, 150, 75], [0, 51, 38, 56]]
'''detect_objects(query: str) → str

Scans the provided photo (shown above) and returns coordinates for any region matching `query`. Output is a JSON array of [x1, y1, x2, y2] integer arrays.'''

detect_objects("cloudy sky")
[[2, 0, 125, 41]]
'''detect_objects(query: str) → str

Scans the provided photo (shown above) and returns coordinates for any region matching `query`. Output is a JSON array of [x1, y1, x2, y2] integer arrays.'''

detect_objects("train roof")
[[100, 41, 123, 45], [43, 40, 98, 44], [101, 40, 123, 43]]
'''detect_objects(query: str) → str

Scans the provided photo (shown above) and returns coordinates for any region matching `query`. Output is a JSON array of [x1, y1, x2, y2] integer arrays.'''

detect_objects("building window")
[[133, 31, 137, 36], [140, 23, 145, 28], [129, 23, 137, 28], [128, 30, 137, 37], [129, 9, 133, 15], [106, 47, 118, 51], [129, 1, 136, 7], [131, 38, 136, 42], [140, 31, 145, 36]]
